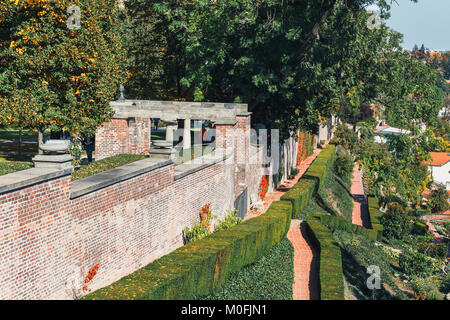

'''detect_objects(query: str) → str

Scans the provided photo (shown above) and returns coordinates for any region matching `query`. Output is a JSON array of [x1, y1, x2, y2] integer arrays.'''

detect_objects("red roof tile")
[[423, 152, 450, 166]]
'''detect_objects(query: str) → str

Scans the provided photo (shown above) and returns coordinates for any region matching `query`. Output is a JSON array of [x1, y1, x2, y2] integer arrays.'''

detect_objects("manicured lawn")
[[175, 146, 215, 164], [0, 161, 33, 177], [71, 154, 148, 181], [197, 237, 294, 300]]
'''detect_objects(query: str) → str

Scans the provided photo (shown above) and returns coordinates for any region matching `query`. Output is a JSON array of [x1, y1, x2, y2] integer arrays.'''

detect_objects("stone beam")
[[110, 100, 250, 124]]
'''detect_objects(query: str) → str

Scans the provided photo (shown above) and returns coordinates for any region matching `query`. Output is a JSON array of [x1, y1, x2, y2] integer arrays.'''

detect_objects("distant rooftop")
[[423, 152, 450, 167], [375, 126, 411, 136]]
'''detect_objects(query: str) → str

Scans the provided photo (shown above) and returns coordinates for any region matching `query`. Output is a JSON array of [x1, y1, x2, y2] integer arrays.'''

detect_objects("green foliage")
[[83, 200, 292, 300], [319, 214, 379, 242], [288, 167, 299, 180], [0, 161, 33, 177], [0, 1, 127, 136], [184, 222, 210, 243], [199, 238, 294, 300], [215, 210, 243, 233], [367, 196, 383, 240], [399, 249, 435, 278], [410, 276, 445, 300], [71, 154, 147, 181], [380, 202, 411, 241], [428, 186, 450, 213], [334, 147, 353, 177], [305, 213, 344, 300], [333, 124, 358, 153], [281, 144, 335, 218]]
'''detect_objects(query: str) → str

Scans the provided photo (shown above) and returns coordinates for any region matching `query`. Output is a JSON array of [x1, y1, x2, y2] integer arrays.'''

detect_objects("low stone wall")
[[0, 150, 240, 300]]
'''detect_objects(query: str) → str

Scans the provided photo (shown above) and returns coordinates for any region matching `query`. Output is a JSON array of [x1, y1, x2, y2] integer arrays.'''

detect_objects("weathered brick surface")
[[0, 156, 237, 300]]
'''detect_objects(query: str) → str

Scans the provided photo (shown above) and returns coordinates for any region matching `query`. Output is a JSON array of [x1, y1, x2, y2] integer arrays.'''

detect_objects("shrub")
[[334, 149, 353, 177], [215, 210, 242, 233], [83, 201, 292, 300], [411, 221, 429, 236], [380, 202, 411, 240], [199, 238, 294, 300], [306, 213, 345, 300], [428, 186, 450, 213], [410, 276, 444, 300], [367, 196, 383, 240], [333, 124, 358, 153], [319, 214, 379, 241], [288, 167, 299, 180], [281, 144, 336, 218], [399, 249, 434, 278]]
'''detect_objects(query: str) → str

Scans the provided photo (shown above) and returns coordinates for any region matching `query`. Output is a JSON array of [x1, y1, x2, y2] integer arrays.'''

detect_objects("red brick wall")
[[96, 118, 151, 160], [95, 119, 129, 160], [0, 156, 236, 299]]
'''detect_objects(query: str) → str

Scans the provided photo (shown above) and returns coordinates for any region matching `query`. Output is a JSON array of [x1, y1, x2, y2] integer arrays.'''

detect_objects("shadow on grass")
[[340, 247, 398, 300]]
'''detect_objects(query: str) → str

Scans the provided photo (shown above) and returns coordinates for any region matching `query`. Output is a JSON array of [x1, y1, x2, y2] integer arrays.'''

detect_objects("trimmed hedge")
[[83, 201, 292, 300], [317, 214, 379, 241], [305, 213, 345, 300], [281, 144, 336, 218], [367, 196, 383, 240]]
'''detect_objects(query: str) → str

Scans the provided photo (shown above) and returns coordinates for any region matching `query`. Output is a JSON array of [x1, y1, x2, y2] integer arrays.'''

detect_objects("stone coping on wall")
[[174, 148, 233, 180], [0, 167, 73, 195], [110, 100, 251, 124], [70, 158, 173, 199]]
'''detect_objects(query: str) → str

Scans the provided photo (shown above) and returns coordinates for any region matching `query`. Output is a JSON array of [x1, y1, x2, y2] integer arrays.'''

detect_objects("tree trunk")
[[295, 0, 338, 64]]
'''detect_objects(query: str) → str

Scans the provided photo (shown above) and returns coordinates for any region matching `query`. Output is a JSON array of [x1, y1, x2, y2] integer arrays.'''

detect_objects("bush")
[[411, 221, 429, 236], [83, 201, 292, 300], [333, 124, 358, 153], [410, 276, 444, 300], [306, 213, 345, 300], [367, 196, 383, 240], [281, 144, 336, 218], [428, 186, 450, 213], [215, 210, 242, 233], [399, 249, 434, 278], [380, 202, 411, 240], [319, 214, 379, 241], [199, 238, 294, 300], [334, 149, 353, 177]]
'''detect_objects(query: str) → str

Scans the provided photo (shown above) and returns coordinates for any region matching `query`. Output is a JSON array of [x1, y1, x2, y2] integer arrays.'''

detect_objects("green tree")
[[380, 202, 411, 240], [0, 0, 127, 142], [428, 186, 450, 213]]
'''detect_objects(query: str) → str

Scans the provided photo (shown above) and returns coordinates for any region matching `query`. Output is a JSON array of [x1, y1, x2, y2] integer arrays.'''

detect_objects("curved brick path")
[[287, 220, 320, 300], [351, 165, 371, 228], [246, 142, 329, 300]]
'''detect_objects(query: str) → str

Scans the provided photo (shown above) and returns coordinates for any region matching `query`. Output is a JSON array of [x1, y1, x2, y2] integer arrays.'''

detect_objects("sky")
[[381, 0, 450, 51]]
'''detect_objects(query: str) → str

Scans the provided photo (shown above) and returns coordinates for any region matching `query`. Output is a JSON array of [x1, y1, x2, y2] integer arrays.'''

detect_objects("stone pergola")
[[95, 100, 251, 160]]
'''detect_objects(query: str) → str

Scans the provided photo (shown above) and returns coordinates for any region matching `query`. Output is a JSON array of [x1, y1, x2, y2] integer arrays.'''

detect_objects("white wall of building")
[[429, 162, 450, 190]]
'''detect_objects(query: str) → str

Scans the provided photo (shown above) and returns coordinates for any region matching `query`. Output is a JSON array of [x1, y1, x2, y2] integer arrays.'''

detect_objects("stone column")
[[165, 121, 178, 143], [183, 118, 191, 150]]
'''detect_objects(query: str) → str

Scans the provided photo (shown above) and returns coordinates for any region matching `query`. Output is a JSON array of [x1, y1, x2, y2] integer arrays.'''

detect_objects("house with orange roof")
[[424, 152, 450, 190]]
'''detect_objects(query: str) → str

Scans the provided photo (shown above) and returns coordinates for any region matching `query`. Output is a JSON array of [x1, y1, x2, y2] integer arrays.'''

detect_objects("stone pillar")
[[95, 119, 129, 160], [183, 118, 191, 150], [165, 121, 177, 143]]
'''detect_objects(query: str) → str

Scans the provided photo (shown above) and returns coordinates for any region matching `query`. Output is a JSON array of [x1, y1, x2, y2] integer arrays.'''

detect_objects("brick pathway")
[[245, 142, 329, 300], [351, 165, 370, 228], [287, 220, 320, 300]]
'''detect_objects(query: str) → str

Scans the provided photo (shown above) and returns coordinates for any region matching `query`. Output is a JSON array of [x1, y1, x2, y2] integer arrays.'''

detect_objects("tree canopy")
[[0, 0, 127, 136]]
